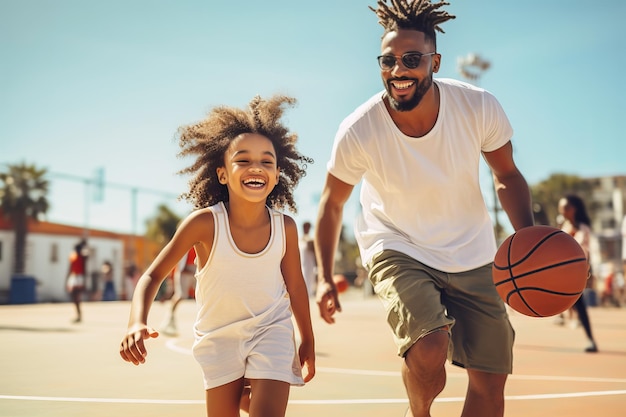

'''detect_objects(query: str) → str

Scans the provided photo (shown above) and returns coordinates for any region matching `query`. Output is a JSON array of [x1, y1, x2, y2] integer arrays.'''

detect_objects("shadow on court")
[[1, 288, 625, 417]]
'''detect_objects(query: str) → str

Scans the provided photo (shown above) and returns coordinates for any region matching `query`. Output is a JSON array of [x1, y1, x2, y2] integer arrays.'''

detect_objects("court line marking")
[[2, 390, 626, 405], [7, 338, 609, 405], [316, 366, 626, 384], [166, 339, 626, 384], [0, 395, 202, 404]]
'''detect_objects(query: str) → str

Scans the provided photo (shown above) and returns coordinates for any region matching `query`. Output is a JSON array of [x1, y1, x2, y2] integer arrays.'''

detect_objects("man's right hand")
[[316, 281, 342, 324]]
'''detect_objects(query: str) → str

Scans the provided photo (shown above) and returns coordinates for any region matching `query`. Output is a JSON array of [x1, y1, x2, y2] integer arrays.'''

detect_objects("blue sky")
[[2, 0, 625, 236]]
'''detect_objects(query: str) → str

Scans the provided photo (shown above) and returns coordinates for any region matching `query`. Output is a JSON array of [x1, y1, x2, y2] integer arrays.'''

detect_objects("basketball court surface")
[[1, 288, 625, 416]]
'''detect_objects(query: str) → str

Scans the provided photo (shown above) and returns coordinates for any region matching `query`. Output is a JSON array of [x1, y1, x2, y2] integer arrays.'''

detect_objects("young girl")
[[119, 95, 316, 416]]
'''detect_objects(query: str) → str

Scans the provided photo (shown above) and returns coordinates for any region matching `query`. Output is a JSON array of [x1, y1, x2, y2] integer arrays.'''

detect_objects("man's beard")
[[386, 73, 433, 112]]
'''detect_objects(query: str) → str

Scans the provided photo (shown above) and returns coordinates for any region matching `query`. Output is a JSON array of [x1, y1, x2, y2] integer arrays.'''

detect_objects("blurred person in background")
[[101, 260, 117, 301], [299, 221, 317, 297], [161, 247, 197, 336], [558, 194, 599, 353], [123, 263, 138, 301], [620, 214, 626, 305], [66, 239, 88, 323]]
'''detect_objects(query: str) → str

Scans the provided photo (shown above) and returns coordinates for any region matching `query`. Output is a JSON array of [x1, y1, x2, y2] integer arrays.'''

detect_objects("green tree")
[[0, 162, 50, 274], [530, 173, 593, 227], [144, 204, 182, 247]]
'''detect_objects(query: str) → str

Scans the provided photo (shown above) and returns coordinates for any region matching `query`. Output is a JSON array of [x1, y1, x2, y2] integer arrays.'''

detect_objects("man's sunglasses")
[[377, 52, 436, 70]]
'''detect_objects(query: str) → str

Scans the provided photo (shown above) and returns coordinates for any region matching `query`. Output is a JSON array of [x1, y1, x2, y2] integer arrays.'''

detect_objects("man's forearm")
[[314, 203, 343, 284], [495, 171, 534, 231]]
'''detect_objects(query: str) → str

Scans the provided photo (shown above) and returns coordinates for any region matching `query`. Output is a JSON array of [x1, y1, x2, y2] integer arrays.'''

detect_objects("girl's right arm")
[[119, 209, 214, 365]]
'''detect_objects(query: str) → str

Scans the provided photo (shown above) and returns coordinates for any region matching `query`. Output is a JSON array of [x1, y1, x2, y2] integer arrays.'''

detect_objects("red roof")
[[0, 209, 163, 269], [0, 211, 122, 239]]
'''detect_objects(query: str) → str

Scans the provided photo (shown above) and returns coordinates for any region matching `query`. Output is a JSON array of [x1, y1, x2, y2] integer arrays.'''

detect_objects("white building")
[[0, 217, 159, 304]]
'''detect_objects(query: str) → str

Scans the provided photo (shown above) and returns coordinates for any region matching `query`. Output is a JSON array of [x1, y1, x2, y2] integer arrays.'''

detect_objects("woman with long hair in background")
[[557, 194, 599, 353]]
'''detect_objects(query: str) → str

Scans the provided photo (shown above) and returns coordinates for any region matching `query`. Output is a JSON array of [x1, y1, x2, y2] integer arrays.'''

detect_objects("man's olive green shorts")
[[367, 249, 515, 374]]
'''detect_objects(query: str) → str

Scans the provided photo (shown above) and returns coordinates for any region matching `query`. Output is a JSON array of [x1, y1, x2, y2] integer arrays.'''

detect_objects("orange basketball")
[[492, 225, 588, 317], [333, 274, 349, 293]]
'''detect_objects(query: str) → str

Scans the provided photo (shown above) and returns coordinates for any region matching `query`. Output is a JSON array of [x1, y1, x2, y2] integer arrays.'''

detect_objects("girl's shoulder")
[[280, 214, 300, 243], [182, 207, 217, 237], [182, 207, 218, 264], [277, 211, 295, 226], [188, 206, 217, 221]]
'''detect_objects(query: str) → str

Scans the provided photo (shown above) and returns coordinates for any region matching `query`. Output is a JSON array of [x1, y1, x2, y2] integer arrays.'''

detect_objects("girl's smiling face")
[[216, 133, 279, 203]]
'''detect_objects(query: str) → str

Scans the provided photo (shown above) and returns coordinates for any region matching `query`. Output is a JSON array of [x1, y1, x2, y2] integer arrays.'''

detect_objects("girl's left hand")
[[299, 339, 315, 383]]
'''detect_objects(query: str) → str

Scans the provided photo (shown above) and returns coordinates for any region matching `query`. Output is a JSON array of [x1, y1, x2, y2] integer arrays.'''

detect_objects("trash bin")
[[10, 274, 37, 304]]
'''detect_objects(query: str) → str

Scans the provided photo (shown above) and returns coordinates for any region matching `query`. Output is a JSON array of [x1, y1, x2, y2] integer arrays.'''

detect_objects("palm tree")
[[0, 162, 50, 274]]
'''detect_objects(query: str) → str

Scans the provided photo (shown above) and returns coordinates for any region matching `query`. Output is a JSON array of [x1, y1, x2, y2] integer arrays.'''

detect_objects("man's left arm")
[[483, 141, 534, 231]]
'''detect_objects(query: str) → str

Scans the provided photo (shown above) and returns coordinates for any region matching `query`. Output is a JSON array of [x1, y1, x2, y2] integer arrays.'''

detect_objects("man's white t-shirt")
[[328, 78, 513, 273]]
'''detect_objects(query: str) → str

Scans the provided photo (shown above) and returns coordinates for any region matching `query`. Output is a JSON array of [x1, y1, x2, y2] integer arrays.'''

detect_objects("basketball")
[[492, 225, 588, 317], [333, 274, 349, 293]]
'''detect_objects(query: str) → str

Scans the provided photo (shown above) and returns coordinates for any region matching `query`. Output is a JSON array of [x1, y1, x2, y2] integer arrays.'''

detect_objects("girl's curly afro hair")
[[177, 94, 313, 213]]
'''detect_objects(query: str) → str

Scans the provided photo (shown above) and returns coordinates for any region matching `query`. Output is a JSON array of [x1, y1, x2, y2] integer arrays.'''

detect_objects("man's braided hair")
[[369, 0, 456, 47], [176, 95, 312, 213]]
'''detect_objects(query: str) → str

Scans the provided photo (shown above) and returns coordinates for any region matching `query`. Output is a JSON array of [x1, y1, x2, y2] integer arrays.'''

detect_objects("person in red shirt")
[[66, 239, 88, 323]]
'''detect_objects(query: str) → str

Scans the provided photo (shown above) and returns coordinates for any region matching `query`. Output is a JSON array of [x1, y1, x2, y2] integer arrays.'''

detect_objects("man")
[[314, 1, 534, 416]]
